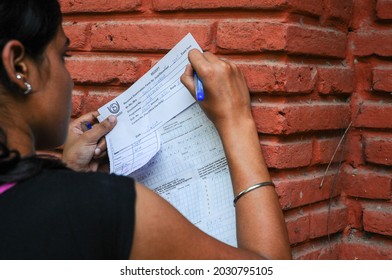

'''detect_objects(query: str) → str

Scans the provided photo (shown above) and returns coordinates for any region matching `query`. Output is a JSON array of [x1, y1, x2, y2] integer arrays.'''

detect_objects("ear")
[[1, 40, 29, 91]]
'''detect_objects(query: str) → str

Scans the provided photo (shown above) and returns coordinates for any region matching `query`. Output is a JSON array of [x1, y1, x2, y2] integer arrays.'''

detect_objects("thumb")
[[84, 115, 117, 143], [181, 64, 195, 96]]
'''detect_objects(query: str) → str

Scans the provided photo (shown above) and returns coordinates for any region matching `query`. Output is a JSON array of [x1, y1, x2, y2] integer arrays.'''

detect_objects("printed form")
[[98, 34, 237, 246], [98, 33, 198, 175]]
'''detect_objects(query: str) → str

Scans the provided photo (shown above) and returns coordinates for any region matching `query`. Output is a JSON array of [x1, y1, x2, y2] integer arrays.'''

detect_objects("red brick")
[[355, 102, 392, 129], [153, 0, 352, 21], [353, 58, 373, 93], [90, 21, 213, 52], [239, 62, 316, 93], [62, 22, 89, 50], [309, 203, 347, 239], [67, 55, 151, 85], [373, 67, 392, 92], [216, 21, 287, 53], [286, 25, 347, 58], [252, 102, 351, 135], [60, 0, 141, 13], [312, 137, 343, 165], [345, 130, 365, 168], [317, 67, 354, 94], [363, 135, 392, 166], [275, 171, 342, 210], [350, 0, 375, 30], [285, 210, 310, 244], [376, 0, 392, 20], [261, 140, 312, 169], [288, 0, 353, 22], [351, 29, 392, 57], [340, 166, 392, 200], [323, 0, 354, 22], [288, 0, 323, 16], [218, 22, 347, 58], [152, 0, 287, 10], [340, 236, 392, 259], [291, 237, 340, 259], [363, 204, 392, 236], [344, 199, 363, 229], [71, 90, 85, 118]]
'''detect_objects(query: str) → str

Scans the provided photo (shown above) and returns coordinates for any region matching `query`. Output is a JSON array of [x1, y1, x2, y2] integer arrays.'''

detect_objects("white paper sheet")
[[97, 34, 237, 246], [98, 33, 201, 174], [130, 103, 237, 247]]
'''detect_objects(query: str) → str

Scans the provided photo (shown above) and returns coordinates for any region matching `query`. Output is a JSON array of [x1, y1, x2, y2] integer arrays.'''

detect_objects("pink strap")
[[0, 183, 16, 195]]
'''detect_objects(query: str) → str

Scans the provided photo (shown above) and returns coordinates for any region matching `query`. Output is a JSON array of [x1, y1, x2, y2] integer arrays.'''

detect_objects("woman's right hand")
[[180, 50, 253, 132], [179, 49, 292, 260], [131, 49, 292, 260]]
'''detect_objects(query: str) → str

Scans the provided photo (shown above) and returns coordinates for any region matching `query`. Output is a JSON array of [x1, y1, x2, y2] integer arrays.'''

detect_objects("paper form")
[[131, 103, 237, 247], [98, 33, 237, 246], [98, 33, 201, 174], [107, 130, 161, 175]]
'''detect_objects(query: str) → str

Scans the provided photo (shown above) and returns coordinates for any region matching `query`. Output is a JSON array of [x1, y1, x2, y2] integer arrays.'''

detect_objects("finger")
[[98, 163, 110, 173], [180, 64, 196, 96], [187, 49, 210, 75], [94, 150, 108, 160], [83, 115, 117, 144], [77, 111, 100, 123], [188, 49, 218, 80], [188, 49, 222, 70], [94, 137, 107, 158], [88, 161, 99, 172], [201, 51, 222, 64], [70, 111, 100, 130]]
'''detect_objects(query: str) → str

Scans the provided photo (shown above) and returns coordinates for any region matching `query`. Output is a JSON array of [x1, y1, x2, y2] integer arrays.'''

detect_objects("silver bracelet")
[[233, 181, 276, 206]]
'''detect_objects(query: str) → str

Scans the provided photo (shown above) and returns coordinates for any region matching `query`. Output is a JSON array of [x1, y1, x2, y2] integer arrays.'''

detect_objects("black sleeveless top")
[[0, 169, 136, 259]]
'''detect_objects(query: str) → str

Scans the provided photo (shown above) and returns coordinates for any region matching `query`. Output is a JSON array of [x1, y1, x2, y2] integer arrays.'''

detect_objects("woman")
[[0, 0, 291, 259]]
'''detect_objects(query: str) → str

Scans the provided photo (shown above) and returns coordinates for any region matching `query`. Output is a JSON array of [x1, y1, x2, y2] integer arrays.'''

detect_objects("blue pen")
[[194, 71, 204, 101], [82, 121, 93, 132]]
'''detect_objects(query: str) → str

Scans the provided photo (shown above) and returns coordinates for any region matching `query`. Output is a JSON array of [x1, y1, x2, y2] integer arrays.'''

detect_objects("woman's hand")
[[181, 50, 292, 259], [181, 49, 253, 132], [62, 111, 117, 172]]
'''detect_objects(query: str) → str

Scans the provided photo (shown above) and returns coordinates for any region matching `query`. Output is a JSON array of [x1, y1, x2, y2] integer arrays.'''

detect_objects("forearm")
[[218, 117, 292, 259]]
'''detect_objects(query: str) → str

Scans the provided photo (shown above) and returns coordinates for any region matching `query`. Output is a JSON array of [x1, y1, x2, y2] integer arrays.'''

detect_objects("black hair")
[[0, 0, 65, 184], [0, 0, 62, 92]]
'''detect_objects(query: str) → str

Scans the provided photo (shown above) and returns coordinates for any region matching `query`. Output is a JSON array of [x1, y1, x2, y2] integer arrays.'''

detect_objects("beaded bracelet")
[[233, 181, 276, 206]]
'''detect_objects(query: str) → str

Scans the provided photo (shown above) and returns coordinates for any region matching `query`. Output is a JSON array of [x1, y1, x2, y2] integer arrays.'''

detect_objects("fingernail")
[[94, 148, 101, 155], [109, 116, 116, 123]]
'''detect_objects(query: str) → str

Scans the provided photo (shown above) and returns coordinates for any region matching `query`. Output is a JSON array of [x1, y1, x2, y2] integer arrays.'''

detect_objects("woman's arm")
[[131, 182, 263, 259], [130, 50, 291, 259]]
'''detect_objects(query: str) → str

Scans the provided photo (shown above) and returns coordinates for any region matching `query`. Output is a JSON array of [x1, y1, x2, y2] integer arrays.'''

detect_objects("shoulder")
[[0, 169, 137, 259], [15, 168, 136, 208], [34, 168, 135, 192]]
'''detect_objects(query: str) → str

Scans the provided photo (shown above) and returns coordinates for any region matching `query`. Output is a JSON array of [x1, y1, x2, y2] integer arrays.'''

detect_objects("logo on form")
[[108, 101, 120, 114]]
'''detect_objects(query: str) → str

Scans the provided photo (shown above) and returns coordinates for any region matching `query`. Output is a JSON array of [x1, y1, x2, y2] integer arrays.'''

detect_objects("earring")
[[23, 82, 32, 95], [16, 73, 32, 95]]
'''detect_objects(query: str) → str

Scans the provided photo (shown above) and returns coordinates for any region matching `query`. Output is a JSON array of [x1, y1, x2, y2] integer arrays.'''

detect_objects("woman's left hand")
[[62, 111, 117, 172]]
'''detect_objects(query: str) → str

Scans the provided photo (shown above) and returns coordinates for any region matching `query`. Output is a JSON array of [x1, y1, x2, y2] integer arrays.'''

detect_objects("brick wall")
[[60, 0, 392, 259]]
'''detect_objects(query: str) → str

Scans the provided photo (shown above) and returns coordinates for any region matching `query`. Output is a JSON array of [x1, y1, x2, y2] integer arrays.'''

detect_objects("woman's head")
[[0, 0, 74, 151], [0, 0, 62, 92]]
